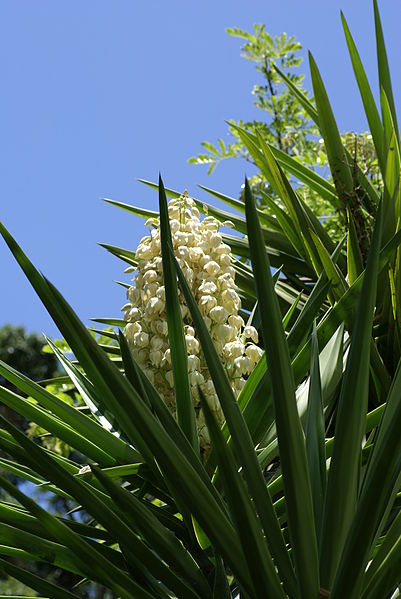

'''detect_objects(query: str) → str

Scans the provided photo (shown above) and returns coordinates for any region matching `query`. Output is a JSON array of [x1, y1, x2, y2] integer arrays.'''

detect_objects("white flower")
[[150, 336, 164, 351], [223, 340, 245, 360], [142, 270, 158, 284], [165, 370, 174, 388], [154, 320, 168, 336], [218, 254, 231, 267], [209, 233, 222, 248], [210, 306, 228, 324], [149, 350, 163, 367], [187, 354, 200, 372], [133, 331, 149, 348], [199, 281, 217, 294], [185, 335, 200, 354], [245, 344, 263, 365], [228, 314, 244, 329], [204, 261, 220, 276], [163, 349, 172, 365], [214, 324, 236, 343], [221, 289, 240, 312], [214, 243, 231, 255], [125, 322, 142, 340], [189, 371, 205, 386], [244, 325, 259, 344], [189, 247, 204, 262], [200, 295, 217, 313], [234, 356, 251, 376]]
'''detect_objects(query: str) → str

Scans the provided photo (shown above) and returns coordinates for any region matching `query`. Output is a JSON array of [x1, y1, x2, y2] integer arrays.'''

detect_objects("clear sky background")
[[0, 0, 400, 339]]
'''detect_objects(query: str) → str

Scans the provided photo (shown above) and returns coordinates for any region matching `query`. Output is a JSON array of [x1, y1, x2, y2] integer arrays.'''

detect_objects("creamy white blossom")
[[123, 192, 262, 454]]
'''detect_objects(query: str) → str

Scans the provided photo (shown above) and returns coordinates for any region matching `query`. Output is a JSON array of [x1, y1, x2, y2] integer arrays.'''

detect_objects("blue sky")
[[0, 0, 400, 338]]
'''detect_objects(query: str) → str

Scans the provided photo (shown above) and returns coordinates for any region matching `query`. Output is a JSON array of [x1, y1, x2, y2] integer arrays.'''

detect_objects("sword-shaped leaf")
[[159, 175, 198, 451], [0, 359, 136, 464], [91, 463, 210, 599], [347, 207, 364, 285], [305, 321, 326, 542], [332, 358, 401, 597], [244, 178, 319, 597], [309, 52, 354, 211], [319, 203, 383, 589], [0, 469, 149, 598], [199, 389, 285, 598], [341, 11, 385, 173], [0, 557, 78, 599], [373, 0, 399, 139]]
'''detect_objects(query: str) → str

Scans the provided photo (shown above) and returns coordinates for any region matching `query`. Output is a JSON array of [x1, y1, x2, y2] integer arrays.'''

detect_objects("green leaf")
[[197, 184, 280, 230], [305, 321, 326, 542], [381, 88, 399, 160], [373, 0, 399, 140], [0, 500, 111, 542], [118, 332, 228, 531], [231, 125, 313, 260], [309, 52, 354, 210], [223, 232, 314, 278], [89, 317, 127, 327], [319, 202, 383, 589], [0, 556, 80, 599], [341, 11, 385, 172], [0, 525, 86, 576], [99, 242, 138, 267], [0, 417, 199, 599], [232, 272, 331, 454], [290, 228, 400, 398], [381, 121, 401, 242], [363, 508, 401, 598], [347, 207, 364, 285], [44, 337, 134, 447], [253, 127, 339, 265], [0, 359, 136, 464], [159, 176, 198, 450], [138, 178, 181, 199], [259, 190, 308, 260], [332, 359, 401, 598], [0, 470, 147, 598], [0, 385, 113, 466], [91, 464, 210, 599], [274, 63, 320, 123], [199, 389, 284, 598], [282, 291, 302, 331], [244, 179, 319, 597], [269, 144, 340, 209], [104, 197, 158, 219], [310, 230, 348, 303], [212, 554, 231, 599]]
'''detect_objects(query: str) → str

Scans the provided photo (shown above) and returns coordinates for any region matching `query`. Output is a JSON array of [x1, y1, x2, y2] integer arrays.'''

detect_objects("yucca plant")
[[0, 1, 401, 597]]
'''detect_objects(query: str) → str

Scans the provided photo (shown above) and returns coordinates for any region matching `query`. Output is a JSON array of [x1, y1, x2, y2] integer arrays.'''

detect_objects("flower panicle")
[[123, 193, 262, 451]]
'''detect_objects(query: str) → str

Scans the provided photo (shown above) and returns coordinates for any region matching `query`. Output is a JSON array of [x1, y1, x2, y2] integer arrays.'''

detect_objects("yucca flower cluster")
[[122, 193, 262, 452]]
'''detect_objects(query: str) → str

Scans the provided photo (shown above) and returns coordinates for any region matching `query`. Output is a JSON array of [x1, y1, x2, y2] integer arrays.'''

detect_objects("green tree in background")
[[0, 324, 58, 393]]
